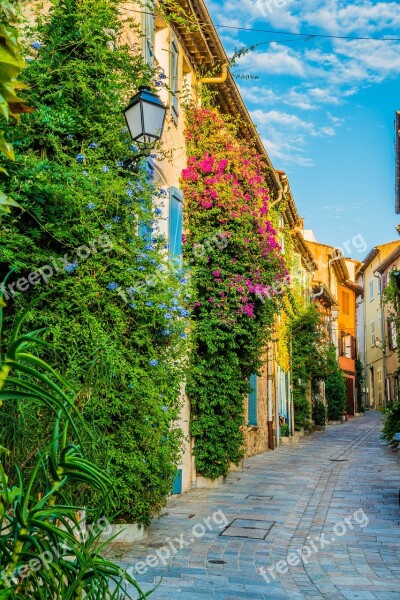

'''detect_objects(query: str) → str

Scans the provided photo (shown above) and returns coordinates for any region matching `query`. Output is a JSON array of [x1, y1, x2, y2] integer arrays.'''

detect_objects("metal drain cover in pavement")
[[220, 519, 275, 540], [246, 495, 273, 501]]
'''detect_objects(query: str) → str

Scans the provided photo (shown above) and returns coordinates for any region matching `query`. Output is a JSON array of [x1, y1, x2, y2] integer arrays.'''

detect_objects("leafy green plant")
[[312, 399, 326, 427], [355, 358, 365, 413], [382, 401, 400, 443], [0, 0, 187, 524], [181, 105, 288, 479], [280, 423, 289, 437], [290, 304, 327, 430], [0, 306, 153, 598], [325, 345, 346, 421], [0, 0, 32, 213]]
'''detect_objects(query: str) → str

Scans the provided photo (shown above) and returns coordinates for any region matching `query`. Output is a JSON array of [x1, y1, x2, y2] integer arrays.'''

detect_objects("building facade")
[[356, 242, 400, 409]]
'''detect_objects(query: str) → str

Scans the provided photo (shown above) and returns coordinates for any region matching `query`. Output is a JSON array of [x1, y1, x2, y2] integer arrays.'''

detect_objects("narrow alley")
[[109, 413, 400, 600]]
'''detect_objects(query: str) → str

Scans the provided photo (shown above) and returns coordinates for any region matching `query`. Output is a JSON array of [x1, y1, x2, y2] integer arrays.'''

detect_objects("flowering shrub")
[[0, 0, 187, 524], [182, 106, 288, 478]]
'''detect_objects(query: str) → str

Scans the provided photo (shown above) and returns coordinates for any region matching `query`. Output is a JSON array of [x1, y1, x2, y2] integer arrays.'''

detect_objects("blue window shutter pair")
[[248, 374, 258, 426], [169, 187, 183, 264]]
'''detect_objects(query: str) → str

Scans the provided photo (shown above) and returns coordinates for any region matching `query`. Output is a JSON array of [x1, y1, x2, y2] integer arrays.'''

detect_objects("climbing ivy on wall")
[[182, 105, 288, 479], [290, 302, 328, 429], [0, 0, 188, 525]]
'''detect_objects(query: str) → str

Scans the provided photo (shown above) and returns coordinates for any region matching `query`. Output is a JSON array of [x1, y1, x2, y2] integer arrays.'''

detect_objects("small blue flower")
[[118, 160, 124, 167], [149, 359, 159, 367], [138, 266, 145, 271], [31, 41, 41, 50], [144, 243, 154, 252], [128, 286, 135, 293], [67, 134, 73, 140], [162, 405, 168, 411], [136, 184, 144, 192], [105, 223, 112, 230], [164, 313, 173, 320], [126, 188, 134, 198], [154, 207, 162, 216], [155, 81, 162, 87], [86, 203, 96, 210], [157, 265, 165, 272], [129, 303, 136, 309], [130, 144, 138, 153], [65, 262, 78, 273], [102, 165, 109, 173], [146, 301, 153, 307], [76, 154, 85, 163], [180, 333, 188, 339], [150, 259, 157, 265], [107, 282, 118, 290], [179, 309, 190, 318], [88, 142, 98, 149], [162, 329, 171, 336], [113, 216, 121, 222], [180, 278, 188, 285], [160, 188, 167, 196], [82, 170, 88, 176], [159, 72, 167, 80], [158, 303, 166, 309]]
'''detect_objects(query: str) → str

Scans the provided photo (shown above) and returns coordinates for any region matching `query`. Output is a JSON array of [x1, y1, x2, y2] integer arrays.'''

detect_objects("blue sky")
[[207, 0, 400, 258]]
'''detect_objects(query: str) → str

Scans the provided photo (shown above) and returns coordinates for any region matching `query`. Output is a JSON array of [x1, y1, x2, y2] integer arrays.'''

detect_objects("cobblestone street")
[[108, 411, 400, 599]]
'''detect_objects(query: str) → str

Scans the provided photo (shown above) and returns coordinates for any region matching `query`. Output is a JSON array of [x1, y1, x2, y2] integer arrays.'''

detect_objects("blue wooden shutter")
[[142, 0, 155, 65], [172, 469, 182, 494], [169, 187, 183, 264], [248, 374, 258, 426]]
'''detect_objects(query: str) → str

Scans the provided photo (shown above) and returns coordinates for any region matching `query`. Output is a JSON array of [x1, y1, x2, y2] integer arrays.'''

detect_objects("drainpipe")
[[362, 273, 368, 410], [198, 63, 229, 84], [198, 63, 229, 107]]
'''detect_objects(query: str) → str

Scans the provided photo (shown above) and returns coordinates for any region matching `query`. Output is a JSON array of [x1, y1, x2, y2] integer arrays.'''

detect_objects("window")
[[248, 374, 258, 426], [388, 317, 398, 351], [342, 291, 350, 315], [382, 274, 387, 289], [369, 278, 374, 301], [377, 368, 382, 383], [142, 0, 155, 65], [169, 187, 183, 266], [377, 276, 381, 295], [371, 319, 376, 347], [170, 34, 179, 122]]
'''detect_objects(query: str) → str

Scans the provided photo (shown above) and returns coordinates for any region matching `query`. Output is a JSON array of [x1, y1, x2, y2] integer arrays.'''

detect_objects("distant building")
[[375, 246, 400, 402], [356, 242, 400, 409]]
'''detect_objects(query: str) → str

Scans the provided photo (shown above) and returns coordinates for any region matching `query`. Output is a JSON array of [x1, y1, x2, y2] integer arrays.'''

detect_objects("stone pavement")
[[107, 411, 400, 599]]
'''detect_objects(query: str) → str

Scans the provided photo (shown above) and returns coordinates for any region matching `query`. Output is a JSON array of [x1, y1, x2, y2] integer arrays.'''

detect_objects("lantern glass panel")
[[124, 101, 143, 142], [142, 101, 166, 143]]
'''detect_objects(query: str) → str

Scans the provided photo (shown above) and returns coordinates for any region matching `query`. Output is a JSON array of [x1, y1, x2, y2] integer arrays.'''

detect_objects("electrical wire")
[[216, 24, 400, 42]]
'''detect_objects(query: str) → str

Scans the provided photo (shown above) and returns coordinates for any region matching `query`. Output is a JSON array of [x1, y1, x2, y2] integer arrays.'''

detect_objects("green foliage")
[[0, 0, 31, 213], [0, 0, 188, 525], [182, 106, 287, 479], [0, 309, 152, 599], [382, 401, 400, 443], [293, 387, 310, 430], [355, 358, 365, 413], [290, 303, 327, 429], [280, 423, 289, 437], [325, 345, 346, 421], [312, 399, 326, 427]]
